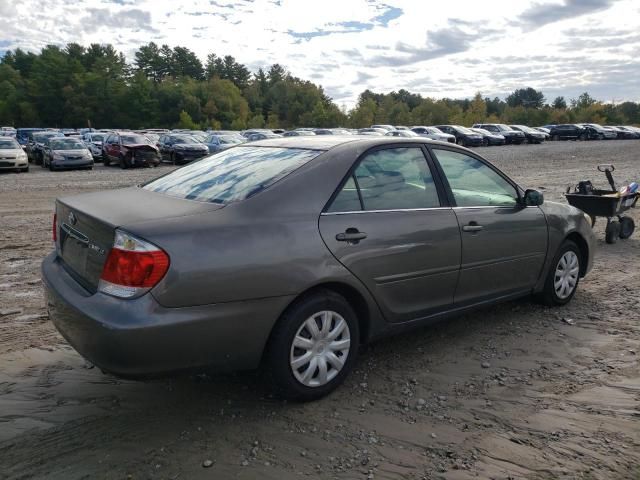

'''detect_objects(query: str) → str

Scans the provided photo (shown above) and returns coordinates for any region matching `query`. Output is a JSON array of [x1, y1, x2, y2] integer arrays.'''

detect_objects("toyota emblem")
[[68, 211, 77, 225]]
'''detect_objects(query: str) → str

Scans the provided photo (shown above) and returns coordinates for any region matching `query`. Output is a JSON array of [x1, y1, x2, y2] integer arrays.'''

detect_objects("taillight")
[[52, 213, 57, 242], [98, 230, 169, 299]]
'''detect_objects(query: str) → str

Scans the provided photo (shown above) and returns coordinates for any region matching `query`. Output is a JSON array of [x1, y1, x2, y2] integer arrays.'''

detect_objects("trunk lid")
[[56, 187, 222, 292]]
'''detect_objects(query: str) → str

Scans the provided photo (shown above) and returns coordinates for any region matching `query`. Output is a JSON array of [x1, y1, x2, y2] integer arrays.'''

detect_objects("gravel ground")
[[0, 141, 639, 480]]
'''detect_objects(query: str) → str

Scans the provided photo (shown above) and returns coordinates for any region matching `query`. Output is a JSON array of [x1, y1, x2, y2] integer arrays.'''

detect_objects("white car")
[[411, 126, 456, 143], [0, 136, 29, 172]]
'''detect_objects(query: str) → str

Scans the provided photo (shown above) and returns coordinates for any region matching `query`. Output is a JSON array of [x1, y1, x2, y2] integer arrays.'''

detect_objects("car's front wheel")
[[538, 240, 581, 306], [267, 290, 359, 401]]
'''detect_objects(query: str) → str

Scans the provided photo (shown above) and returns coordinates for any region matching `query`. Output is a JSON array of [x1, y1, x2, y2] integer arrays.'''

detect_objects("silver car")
[[411, 126, 456, 143], [43, 137, 595, 401]]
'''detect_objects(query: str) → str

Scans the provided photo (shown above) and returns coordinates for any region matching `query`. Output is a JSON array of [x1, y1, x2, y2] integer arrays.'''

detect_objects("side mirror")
[[523, 189, 544, 206]]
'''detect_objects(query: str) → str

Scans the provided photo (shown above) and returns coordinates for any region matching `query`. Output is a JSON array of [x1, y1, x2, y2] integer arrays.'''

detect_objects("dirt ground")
[[1, 141, 639, 480]]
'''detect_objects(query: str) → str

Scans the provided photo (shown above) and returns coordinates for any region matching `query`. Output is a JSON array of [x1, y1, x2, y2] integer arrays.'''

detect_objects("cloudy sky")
[[1, 0, 639, 107]]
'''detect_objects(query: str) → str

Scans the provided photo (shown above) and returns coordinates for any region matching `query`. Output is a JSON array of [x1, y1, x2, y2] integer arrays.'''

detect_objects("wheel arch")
[[565, 231, 589, 277], [261, 281, 377, 365]]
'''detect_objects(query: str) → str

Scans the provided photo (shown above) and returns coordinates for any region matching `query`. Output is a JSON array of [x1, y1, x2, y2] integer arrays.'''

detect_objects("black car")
[[472, 124, 526, 145], [548, 124, 586, 141], [469, 128, 506, 146], [509, 125, 546, 144], [434, 125, 483, 147], [27, 131, 63, 164], [615, 126, 640, 139], [157, 134, 209, 165]]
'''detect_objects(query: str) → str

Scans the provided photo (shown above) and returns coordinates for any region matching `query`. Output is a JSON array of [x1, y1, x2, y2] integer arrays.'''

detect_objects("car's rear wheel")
[[102, 152, 110, 166], [482, 138, 489, 147], [267, 290, 359, 401], [538, 240, 581, 306]]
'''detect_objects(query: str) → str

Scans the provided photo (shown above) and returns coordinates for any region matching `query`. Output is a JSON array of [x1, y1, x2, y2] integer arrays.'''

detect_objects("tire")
[[482, 138, 489, 147], [619, 217, 635, 239], [170, 152, 177, 165], [552, 135, 559, 141], [605, 220, 620, 244], [456, 138, 463, 146], [21, 166, 29, 173], [102, 152, 111, 167], [266, 289, 359, 402], [49, 161, 54, 171], [119, 155, 128, 169], [538, 240, 581, 306]]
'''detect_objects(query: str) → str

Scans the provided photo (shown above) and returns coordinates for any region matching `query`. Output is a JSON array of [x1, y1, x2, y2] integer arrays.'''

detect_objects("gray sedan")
[[42, 136, 595, 401], [43, 137, 94, 171]]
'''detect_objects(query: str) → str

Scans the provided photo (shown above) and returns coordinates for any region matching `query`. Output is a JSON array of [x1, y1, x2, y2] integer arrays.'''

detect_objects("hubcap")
[[290, 310, 351, 388], [554, 251, 579, 299]]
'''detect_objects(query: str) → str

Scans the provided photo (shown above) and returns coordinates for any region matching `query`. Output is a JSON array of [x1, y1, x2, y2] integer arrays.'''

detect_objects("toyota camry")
[[43, 136, 595, 401]]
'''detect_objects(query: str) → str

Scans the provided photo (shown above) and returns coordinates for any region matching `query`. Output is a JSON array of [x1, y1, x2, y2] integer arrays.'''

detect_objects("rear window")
[[143, 146, 321, 204]]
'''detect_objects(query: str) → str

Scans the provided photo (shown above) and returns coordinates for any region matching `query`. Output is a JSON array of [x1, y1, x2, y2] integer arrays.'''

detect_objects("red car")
[[102, 132, 161, 168]]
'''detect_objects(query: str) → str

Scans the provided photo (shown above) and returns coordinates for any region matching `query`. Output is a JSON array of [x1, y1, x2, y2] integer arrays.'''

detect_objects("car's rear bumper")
[[42, 252, 293, 376]]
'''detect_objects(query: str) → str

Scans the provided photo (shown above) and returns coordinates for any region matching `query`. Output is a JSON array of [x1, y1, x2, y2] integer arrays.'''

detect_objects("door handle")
[[462, 222, 483, 233], [336, 229, 367, 243]]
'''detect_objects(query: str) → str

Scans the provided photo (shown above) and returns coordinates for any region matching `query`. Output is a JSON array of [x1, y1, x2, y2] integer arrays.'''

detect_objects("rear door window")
[[144, 146, 320, 204]]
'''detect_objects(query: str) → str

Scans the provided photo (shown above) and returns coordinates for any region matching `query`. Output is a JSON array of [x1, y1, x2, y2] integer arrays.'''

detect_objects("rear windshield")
[[143, 146, 321, 204], [121, 135, 150, 144]]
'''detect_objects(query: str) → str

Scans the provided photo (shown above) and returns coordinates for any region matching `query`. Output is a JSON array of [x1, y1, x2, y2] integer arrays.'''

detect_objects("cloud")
[[518, 0, 620, 29], [353, 71, 376, 84], [82, 8, 156, 32], [368, 25, 493, 67]]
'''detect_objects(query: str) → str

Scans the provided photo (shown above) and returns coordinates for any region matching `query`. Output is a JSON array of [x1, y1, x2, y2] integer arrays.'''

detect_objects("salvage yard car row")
[[1, 121, 639, 173]]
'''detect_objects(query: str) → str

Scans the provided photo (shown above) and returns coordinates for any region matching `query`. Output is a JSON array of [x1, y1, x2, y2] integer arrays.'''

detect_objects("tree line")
[[0, 43, 638, 130]]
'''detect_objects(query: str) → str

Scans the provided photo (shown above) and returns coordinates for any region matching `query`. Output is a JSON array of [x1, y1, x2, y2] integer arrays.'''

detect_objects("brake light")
[[52, 213, 57, 242], [98, 230, 169, 299]]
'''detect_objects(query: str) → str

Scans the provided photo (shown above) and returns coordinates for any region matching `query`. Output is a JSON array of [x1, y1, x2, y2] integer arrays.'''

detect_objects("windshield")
[[121, 135, 150, 144], [426, 127, 444, 134], [496, 124, 514, 132], [219, 135, 244, 144], [472, 128, 490, 135], [51, 139, 86, 150], [90, 134, 105, 142], [173, 137, 198, 144], [0, 138, 20, 149], [454, 126, 474, 134], [143, 146, 320, 204], [34, 133, 59, 142]]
